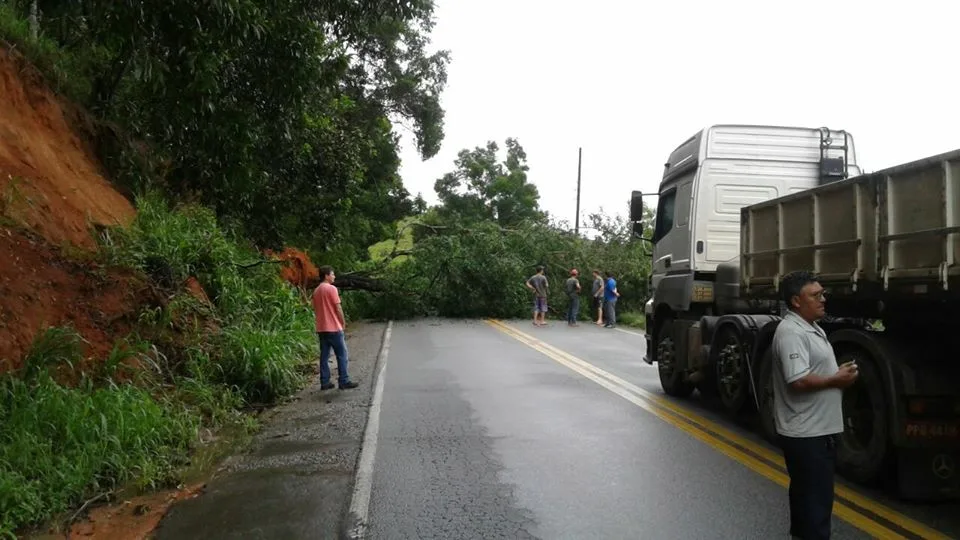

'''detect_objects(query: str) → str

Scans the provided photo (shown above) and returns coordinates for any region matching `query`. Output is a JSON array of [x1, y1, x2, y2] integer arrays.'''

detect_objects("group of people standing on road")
[[311, 262, 625, 391], [525, 266, 621, 328]]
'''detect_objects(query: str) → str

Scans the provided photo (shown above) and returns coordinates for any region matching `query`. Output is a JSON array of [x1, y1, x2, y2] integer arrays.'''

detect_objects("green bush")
[[216, 321, 312, 404], [618, 311, 646, 329], [0, 328, 197, 537], [103, 192, 315, 404]]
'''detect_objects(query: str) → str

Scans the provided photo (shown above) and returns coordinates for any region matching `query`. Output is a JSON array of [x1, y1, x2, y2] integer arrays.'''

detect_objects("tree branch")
[[334, 271, 386, 292], [234, 259, 286, 269], [406, 221, 519, 234], [64, 490, 113, 533]]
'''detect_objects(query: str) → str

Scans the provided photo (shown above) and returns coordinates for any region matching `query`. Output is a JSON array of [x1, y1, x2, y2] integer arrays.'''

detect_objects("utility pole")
[[575, 147, 582, 235]]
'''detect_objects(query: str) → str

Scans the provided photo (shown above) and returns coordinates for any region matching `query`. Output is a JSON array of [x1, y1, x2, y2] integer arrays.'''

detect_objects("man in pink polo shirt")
[[312, 266, 358, 390]]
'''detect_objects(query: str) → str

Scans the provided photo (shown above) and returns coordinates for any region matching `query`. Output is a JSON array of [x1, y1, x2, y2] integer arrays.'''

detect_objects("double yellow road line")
[[486, 319, 951, 540]]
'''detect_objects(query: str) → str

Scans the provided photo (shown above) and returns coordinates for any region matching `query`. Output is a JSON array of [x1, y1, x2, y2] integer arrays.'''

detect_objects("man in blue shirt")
[[603, 271, 620, 328]]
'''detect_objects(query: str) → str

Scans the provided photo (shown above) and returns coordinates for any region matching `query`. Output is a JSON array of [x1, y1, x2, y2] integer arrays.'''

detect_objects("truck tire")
[[656, 318, 695, 398], [756, 348, 779, 445], [715, 325, 750, 414], [836, 350, 889, 484]]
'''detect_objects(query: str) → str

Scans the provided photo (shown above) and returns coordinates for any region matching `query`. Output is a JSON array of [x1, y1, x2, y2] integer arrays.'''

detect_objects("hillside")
[[0, 40, 322, 537], [0, 47, 133, 246], [0, 47, 144, 373]]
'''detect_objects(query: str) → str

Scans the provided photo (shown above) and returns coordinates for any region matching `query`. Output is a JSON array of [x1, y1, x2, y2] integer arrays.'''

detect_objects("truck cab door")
[[651, 176, 694, 311], [652, 179, 693, 274]]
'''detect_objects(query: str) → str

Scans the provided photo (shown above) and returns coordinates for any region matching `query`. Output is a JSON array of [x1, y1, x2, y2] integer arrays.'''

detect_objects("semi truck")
[[633, 124, 960, 500]]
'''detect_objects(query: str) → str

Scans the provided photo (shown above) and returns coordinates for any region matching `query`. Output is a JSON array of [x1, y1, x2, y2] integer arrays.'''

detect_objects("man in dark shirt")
[[525, 266, 549, 326], [591, 270, 604, 325], [564, 269, 582, 326]]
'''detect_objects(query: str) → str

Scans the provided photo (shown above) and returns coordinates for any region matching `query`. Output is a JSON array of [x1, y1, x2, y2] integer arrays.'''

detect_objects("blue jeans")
[[603, 297, 617, 326], [317, 331, 350, 385], [566, 295, 580, 323]]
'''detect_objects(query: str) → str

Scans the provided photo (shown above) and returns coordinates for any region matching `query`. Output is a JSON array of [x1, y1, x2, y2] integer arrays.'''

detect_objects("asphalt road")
[[361, 319, 960, 540], [156, 322, 388, 540]]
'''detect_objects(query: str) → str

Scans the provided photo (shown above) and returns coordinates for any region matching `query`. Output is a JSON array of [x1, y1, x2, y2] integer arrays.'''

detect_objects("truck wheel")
[[836, 350, 889, 484], [756, 348, 779, 445], [656, 318, 694, 398], [715, 326, 750, 414]]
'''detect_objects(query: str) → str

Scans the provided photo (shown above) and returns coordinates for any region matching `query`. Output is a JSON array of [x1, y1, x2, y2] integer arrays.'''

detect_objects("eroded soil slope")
[[0, 226, 152, 372], [0, 47, 134, 248], [0, 47, 143, 371]]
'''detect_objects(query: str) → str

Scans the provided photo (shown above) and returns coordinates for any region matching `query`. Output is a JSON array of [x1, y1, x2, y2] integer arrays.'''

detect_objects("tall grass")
[[618, 311, 646, 329], [0, 328, 197, 537], [1, 193, 317, 535], [102, 191, 316, 403]]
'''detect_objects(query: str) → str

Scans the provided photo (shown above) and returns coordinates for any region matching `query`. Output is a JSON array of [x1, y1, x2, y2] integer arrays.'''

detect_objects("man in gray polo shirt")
[[772, 271, 859, 540]]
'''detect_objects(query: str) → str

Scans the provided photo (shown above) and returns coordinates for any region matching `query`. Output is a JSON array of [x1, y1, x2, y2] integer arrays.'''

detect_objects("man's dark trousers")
[[779, 434, 838, 539]]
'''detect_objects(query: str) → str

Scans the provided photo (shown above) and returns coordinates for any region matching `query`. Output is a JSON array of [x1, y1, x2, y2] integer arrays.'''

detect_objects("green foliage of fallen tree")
[[350, 214, 652, 321], [345, 137, 654, 322]]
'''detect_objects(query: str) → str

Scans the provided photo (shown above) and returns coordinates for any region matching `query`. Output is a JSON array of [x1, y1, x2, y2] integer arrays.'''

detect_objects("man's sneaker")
[[339, 381, 359, 390], [320, 382, 335, 391]]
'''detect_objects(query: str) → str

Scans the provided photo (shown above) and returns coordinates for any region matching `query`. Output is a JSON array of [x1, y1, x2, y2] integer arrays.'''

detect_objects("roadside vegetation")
[[1, 194, 315, 536], [0, 1, 653, 535], [618, 312, 646, 329]]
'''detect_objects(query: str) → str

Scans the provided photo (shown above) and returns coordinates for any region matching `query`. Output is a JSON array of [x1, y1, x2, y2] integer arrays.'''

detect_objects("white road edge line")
[[614, 327, 645, 337], [347, 320, 393, 540]]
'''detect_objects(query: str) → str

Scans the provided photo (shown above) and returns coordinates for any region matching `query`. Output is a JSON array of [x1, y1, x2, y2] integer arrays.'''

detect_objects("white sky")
[[396, 1, 958, 229]]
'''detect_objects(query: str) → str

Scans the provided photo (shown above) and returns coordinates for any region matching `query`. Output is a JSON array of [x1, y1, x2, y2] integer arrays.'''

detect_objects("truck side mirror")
[[630, 191, 644, 221], [632, 221, 645, 238]]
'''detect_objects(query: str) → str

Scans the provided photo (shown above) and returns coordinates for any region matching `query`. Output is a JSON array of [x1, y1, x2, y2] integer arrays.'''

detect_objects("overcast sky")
[[395, 1, 958, 229]]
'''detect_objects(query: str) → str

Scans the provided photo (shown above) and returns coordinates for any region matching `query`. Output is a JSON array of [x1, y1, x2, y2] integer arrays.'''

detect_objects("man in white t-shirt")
[[772, 271, 859, 540]]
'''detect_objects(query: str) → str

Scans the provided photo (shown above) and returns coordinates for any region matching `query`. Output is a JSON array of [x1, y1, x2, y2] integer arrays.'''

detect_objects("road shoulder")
[[153, 321, 387, 540]]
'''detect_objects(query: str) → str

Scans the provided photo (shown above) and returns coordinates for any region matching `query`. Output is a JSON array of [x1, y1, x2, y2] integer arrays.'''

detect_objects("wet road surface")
[[361, 319, 960, 540], [156, 323, 387, 540]]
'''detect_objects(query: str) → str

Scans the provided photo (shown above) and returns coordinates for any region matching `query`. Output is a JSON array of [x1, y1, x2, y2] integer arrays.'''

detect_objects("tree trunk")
[[28, 0, 39, 40]]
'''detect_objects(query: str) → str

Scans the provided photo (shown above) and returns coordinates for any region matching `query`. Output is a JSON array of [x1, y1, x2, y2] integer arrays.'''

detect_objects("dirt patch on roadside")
[[59, 484, 205, 540], [0, 226, 152, 373]]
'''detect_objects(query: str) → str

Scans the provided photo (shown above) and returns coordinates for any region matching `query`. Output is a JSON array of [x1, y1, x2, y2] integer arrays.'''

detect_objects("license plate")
[[905, 422, 960, 439]]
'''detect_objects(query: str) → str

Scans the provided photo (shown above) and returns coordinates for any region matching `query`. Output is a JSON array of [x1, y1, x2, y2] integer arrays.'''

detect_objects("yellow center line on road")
[[489, 321, 947, 540], [487, 319, 951, 540]]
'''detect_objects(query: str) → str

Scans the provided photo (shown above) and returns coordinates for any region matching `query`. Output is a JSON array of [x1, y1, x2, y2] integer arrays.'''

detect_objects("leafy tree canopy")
[[433, 138, 545, 228], [9, 0, 449, 261]]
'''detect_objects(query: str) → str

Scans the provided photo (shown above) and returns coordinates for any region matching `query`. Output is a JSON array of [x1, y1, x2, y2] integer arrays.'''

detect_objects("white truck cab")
[[643, 125, 860, 316], [637, 125, 860, 362]]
